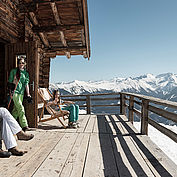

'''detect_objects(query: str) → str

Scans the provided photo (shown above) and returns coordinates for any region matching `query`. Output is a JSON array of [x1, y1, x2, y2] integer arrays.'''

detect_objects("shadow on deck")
[[0, 114, 176, 177]]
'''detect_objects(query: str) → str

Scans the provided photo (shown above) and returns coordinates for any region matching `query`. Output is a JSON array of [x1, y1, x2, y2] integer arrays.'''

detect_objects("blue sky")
[[50, 0, 177, 83]]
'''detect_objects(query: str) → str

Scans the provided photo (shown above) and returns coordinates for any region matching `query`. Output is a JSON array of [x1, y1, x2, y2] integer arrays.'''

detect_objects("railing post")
[[129, 96, 134, 123], [86, 95, 91, 114], [120, 93, 126, 115], [141, 99, 149, 135]]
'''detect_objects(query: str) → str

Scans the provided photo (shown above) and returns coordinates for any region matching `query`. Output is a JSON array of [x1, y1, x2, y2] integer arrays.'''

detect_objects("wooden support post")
[[120, 93, 125, 115], [86, 95, 91, 114], [129, 96, 134, 123], [141, 99, 149, 135]]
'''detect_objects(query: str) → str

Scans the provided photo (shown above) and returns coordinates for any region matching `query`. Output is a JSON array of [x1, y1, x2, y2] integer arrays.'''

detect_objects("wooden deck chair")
[[38, 88, 68, 128]]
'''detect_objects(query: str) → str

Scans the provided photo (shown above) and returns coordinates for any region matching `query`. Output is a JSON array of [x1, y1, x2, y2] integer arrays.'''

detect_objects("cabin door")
[[5, 41, 39, 128]]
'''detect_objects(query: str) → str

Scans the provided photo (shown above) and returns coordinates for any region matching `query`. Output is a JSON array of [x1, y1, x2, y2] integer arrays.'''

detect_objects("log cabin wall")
[[0, 43, 5, 103], [39, 56, 50, 88], [0, 0, 19, 103], [0, 0, 19, 42]]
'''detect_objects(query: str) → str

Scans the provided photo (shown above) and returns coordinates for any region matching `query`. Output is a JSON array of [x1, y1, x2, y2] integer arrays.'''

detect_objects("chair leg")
[[56, 117, 67, 128], [39, 106, 45, 122]]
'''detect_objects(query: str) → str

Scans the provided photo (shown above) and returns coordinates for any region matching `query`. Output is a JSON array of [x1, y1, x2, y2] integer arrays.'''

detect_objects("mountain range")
[[49, 73, 177, 124], [50, 73, 177, 101]]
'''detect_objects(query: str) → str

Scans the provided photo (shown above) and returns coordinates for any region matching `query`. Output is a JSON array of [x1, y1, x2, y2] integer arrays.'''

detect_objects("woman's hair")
[[52, 90, 60, 100], [16, 58, 27, 80]]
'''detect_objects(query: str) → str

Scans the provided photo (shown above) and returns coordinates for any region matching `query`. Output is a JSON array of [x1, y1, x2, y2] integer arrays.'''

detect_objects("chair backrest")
[[38, 88, 52, 101], [38, 88, 58, 115]]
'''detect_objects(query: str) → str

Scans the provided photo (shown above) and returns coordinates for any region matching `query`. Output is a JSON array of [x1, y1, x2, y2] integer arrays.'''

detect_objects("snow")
[[79, 109, 87, 114], [50, 73, 177, 96], [134, 122, 177, 165]]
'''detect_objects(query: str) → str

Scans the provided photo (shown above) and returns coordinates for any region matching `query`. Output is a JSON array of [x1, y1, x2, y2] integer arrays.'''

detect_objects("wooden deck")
[[0, 114, 177, 177]]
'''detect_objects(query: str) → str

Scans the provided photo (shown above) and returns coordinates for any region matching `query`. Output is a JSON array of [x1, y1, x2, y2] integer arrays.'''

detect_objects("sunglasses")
[[19, 62, 25, 64]]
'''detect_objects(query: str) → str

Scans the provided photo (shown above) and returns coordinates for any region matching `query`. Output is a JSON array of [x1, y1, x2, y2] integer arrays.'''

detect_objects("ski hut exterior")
[[0, 0, 90, 127]]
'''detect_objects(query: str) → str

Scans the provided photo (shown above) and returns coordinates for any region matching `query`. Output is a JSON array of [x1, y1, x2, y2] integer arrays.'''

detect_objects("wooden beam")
[[49, 1, 71, 59], [27, 0, 79, 5], [149, 105, 177, 124], [32, 24, 84, 33], [65, 51, 71, 59], [141, 99, 149, 135], [76, 1, 83, 24], [120, 93, 126, 115], [128, 96, 134, 123], [59, 31, 67, 47], [83, 51, 87, 58], [81, 29, 86, 45], [82, 0, 90, 59], [18, 1, 79, 13], [18, 2, 37, 13], [29, 12, 38, 26], [44, 52, 57, 58], [50, 2, 61, 25], [29, 12, 50, 47], [39, 33, 50, 47], [45, 46, 86, 52]]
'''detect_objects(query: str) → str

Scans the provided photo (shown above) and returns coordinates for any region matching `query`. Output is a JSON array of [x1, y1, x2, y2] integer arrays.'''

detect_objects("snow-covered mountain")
[[50, 73, 177, 125], [50, 73, 177, 102]]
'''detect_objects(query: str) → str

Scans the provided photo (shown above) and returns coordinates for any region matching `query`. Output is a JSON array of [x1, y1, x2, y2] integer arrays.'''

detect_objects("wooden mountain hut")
[[0, 0, 90, 127]]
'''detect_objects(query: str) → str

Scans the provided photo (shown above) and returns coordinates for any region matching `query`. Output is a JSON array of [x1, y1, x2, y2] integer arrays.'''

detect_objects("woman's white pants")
[[0, 107, 22, 149]]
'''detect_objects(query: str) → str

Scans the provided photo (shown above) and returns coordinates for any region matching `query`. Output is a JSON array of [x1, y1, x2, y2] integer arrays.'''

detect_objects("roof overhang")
[[19, 0, 90, 59]]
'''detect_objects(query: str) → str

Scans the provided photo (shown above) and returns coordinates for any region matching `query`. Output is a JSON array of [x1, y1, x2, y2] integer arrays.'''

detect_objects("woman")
[[48, 90, 79, 128], [0, 107, 34, 156], [8, 57, 31, 132]]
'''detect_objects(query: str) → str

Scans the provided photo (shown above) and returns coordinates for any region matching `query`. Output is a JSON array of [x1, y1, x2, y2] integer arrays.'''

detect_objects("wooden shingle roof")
[[19, 0, 90, 59]]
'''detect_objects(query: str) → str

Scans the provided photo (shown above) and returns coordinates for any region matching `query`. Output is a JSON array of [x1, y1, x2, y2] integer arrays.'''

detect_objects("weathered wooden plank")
[[59, 133, 90, 177], [105, 114, 124, 135], [33, 133, 78, 177], [0, 131, 54, 176], [83, 133, 119, 177], [133, 135, 177, 177], [110, 134, 154, 177], [76, 114, 90, 133], [14, 132, 65, 177], [118, 115, 139, 134], [84, 114, 96, 133], [37, 116, 68, 133], [93, 115, 107, 134]]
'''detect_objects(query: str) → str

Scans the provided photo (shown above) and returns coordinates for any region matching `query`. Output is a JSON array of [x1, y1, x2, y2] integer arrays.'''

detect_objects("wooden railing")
[[60, 92, 177, 143], [120, 92, 177, 143], [60, 92, 120, 114]]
